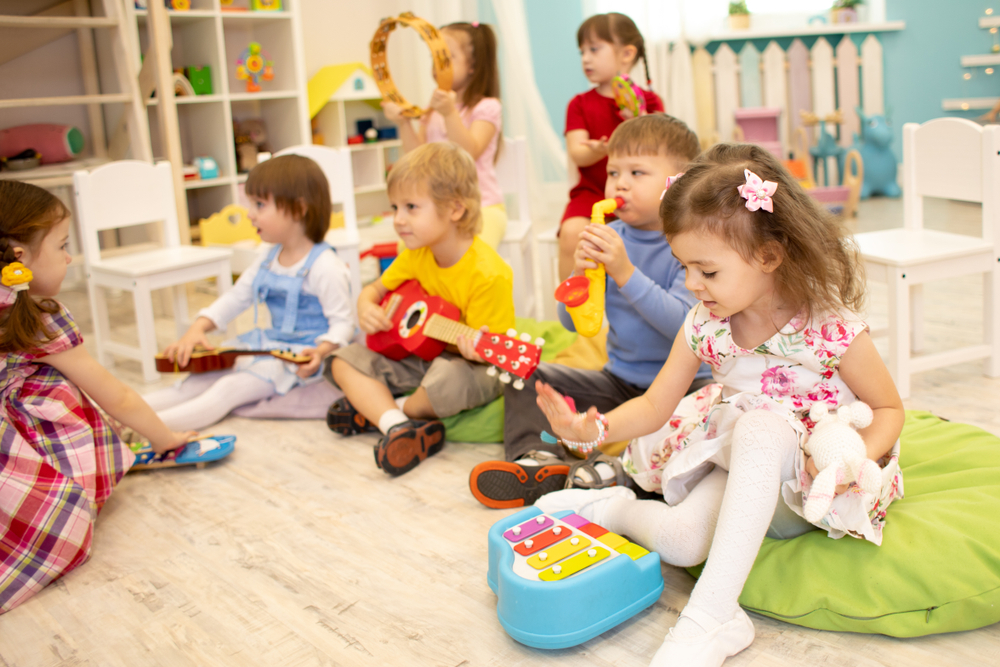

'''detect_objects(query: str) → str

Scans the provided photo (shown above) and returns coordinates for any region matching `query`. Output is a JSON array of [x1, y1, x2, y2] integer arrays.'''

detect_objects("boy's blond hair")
[[607, 113, 701, 164], [387, 142, 482, 237]]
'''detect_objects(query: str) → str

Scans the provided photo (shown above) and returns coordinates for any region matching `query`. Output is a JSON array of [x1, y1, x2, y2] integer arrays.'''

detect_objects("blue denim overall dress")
[[232, 242, 332, 394]]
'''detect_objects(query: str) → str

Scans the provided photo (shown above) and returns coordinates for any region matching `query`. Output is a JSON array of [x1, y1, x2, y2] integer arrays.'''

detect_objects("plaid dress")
[[0, 298, 134, 614]]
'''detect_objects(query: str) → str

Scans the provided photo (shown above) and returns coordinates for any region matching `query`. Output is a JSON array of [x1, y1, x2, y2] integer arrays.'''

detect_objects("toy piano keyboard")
[[487, 506, 663, 649]]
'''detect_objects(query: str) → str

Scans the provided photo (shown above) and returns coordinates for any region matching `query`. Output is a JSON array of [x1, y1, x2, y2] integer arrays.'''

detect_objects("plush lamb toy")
[[803, 401, 882, 523]]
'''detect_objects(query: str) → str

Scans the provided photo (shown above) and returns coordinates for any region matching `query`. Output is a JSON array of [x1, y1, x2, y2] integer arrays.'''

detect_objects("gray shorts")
[[323, 343, 502, 419]]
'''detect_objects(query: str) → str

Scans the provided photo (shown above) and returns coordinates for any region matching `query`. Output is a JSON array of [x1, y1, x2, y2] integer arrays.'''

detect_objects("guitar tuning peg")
[[506, 328, 518, 338], [513, 378, 525, 390], [486, 366, 498, 377], [499, 372, 512, 384], [519, 332, 532, 342], [534, 337, 546, 347]]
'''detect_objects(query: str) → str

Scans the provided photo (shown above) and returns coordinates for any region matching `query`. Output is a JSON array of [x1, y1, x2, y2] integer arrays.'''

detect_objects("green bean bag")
[[440, 318, 577, 444], [693, 411, 1000, 637]]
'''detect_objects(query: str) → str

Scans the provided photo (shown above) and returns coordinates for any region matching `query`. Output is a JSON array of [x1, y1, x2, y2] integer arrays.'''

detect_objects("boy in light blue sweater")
[[470, 114, 712, 508]]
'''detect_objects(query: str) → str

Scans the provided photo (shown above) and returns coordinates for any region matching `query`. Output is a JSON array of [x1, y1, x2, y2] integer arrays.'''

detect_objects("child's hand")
[[151, 430, 199, 455], [163, 329, 213, 368], [456, 325, 488, 363], [536, 381, 602, 444], [579, 223, 634, 287], [429, 89, 458, 117], [295, 348, 324, 378], [583, 136, 609, 157], [358, 300, 393, 335], [381, 100, 405, 123], [805, 456, 850, 495]]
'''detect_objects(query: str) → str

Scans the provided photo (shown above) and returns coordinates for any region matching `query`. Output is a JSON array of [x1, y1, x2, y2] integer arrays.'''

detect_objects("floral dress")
[[622, 303, 904, 545], [0, 292, 134, 614]]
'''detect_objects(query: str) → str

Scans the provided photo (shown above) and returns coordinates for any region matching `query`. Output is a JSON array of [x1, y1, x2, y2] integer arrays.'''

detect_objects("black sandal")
[[565, 450, 628, 489]]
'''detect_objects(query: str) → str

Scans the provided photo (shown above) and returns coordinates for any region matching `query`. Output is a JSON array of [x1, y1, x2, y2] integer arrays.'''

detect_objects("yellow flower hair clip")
[[1, 262, 33, 292]]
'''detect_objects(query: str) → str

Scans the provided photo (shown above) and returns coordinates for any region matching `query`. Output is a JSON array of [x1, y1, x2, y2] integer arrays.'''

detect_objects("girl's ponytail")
[[0, 181, 67, 354]]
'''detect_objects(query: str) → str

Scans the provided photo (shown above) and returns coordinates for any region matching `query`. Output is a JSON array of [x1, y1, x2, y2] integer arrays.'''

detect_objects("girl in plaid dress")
[[0, 181, 195, 615]]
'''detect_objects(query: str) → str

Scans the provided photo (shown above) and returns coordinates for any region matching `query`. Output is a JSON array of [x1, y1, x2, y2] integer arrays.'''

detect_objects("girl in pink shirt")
[[382, 22, 507, 249]]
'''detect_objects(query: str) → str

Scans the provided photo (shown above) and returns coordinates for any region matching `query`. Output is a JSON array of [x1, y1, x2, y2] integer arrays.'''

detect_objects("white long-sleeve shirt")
[[197, 244, 356, 348]]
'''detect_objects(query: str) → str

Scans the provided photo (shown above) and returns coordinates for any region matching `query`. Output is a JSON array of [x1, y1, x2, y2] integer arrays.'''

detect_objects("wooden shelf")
[[185, 176, 236, 190], [0, 93, 133, 109], [348, 139, 401, 152], [229, 91, 300, 102], [0, 156, 112, 187], [701, 20, 905, 43], [961, 54, 1000, 67], [0, 15, 118, 28]]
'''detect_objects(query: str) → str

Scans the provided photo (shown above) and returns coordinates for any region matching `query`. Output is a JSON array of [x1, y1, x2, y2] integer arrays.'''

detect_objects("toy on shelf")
[[850, 107, 901, 199], [166, 0, 191, 11], [367, 280, 543, 388], [0, 149, 42, 172], [487, 507, 664, 649], [733, 107, 783, 159], [0, 124, 83, 165], [251, 0, 282, 10], [235, 41, 274, 93], [800, 109, 846, 187], [194, 156, 219, 179], [185, 66, 213, 95], [370, 12, 453, 118], [803, 401, 882, 522], [234, 118, 269, 172], [554, 197, 623, 337], [787, 126, 863, 218], [611, 74, 645, 119]]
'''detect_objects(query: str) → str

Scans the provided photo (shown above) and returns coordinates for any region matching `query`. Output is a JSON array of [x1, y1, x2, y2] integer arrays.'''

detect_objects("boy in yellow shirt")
[[324, 142, 515, 475]]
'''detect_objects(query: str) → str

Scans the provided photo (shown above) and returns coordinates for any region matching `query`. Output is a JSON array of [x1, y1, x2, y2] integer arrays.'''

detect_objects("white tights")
[[601, 409, 799, 629], [144, 370, 275, 432]]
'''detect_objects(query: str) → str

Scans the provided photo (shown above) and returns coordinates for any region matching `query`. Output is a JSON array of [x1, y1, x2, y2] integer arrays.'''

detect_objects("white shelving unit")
[[310, 64, 400, 223], [129, 0, 310, 241]]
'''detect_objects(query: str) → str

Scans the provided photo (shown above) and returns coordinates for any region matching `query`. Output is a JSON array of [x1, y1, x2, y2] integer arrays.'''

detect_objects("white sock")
[[395, 395, 409, 410], [535, 486, 636, 525], [377, 409, 409, 435], [684, 409, 797, 629]]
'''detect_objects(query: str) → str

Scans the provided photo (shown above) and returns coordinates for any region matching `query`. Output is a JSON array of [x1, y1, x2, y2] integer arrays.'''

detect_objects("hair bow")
[[660, 172, 684, 201], [737, 169, 777, 213], [471, 21, 480, 27]]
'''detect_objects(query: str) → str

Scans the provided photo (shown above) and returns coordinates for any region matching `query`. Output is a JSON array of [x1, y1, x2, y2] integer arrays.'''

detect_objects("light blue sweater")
[[558, 220, 712, 388]]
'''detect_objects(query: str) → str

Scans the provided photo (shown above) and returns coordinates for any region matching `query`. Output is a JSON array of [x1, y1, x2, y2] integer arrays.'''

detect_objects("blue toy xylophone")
[[487, 506, 664, 649]]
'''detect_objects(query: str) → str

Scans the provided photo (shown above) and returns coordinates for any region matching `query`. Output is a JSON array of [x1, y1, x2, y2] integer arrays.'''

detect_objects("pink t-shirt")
[[424, 97, 503, 207]]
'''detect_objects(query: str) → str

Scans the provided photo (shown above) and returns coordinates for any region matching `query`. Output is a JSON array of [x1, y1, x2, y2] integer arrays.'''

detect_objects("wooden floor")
[[2, 197, 999, 666]]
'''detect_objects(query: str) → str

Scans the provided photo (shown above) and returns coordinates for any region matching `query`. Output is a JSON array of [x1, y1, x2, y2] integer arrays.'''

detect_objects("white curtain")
[[489, 0, 570, 225]]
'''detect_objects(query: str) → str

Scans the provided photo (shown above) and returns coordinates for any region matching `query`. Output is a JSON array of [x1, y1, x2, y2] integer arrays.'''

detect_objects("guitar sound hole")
[[406, 310, 422, 330]]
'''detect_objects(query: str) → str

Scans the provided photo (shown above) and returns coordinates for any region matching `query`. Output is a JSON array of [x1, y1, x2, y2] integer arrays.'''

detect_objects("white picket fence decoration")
[[646, 33, 887, 160]]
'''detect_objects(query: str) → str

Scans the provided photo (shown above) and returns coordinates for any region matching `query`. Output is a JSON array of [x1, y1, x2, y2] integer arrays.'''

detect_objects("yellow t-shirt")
[[379, 237, 515, 333]]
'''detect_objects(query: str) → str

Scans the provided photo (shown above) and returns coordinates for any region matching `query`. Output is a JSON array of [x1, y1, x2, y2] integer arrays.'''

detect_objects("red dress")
[[562, 88, 665, 223], [0, 292, 134, 614]]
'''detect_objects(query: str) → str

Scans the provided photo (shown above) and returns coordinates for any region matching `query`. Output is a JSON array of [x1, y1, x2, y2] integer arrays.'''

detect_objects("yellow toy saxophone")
[[554, 196, 623, 337]]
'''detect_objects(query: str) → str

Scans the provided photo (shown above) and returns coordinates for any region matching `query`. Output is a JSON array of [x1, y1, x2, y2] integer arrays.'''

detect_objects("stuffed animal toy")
[[803, 401, 882, 523]]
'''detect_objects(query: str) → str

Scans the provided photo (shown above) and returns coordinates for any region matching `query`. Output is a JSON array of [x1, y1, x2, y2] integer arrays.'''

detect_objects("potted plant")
[[728, 1, 750, 30], [831, 0, 863, 23]]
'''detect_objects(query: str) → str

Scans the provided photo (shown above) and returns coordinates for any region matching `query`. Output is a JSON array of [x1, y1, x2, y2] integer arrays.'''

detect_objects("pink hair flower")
[[660, 172, 684, 200], [737, 169, 777, 213]]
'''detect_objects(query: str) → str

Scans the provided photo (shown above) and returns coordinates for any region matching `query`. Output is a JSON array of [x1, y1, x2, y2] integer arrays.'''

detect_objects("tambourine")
[[370, 12, 454, 118], [611, 74, 646, 119]]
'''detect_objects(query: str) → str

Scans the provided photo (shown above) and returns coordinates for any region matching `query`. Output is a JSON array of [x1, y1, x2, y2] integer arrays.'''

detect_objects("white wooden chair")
[[854, 117, 1000, 399], [73, 160, 234, 383], [274, 145, 361, 301], [495, 137, 541, 319]]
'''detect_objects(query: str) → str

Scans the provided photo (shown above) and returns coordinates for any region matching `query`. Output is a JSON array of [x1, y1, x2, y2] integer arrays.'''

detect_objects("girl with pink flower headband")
[[532, 143, 904, 667], [0, 180, 196, 614]]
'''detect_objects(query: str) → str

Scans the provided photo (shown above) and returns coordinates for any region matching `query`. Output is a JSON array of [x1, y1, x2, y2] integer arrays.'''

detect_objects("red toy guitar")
[[366, 280, 544, 389]]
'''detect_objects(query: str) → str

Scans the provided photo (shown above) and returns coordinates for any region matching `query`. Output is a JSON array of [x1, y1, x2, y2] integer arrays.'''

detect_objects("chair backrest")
[[902, 117, 1000, 247], [494, 136, 530, 224], [73, 160, 180, 266], [273, 144, 358, 236]]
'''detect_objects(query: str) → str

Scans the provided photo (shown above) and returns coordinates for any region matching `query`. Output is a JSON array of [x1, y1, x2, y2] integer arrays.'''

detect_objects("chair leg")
[[910, 283, 924, 353], [133, 281, 161, 383], [986, 267, 1000, 377], [172, 284, 190, 340], [887, 270, 911, 400], [88, 280, 112, 367], [216, 262, 235, 338], [503, 241, 526, 319]]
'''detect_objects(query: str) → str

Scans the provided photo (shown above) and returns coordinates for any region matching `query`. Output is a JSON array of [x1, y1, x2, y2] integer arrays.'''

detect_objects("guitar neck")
[[423, 313, 479, 346]]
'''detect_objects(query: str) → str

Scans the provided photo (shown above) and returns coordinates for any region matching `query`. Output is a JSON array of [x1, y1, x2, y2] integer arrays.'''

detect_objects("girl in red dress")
[[0, 180, 194, 614], [559, 12, 665, 281]]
